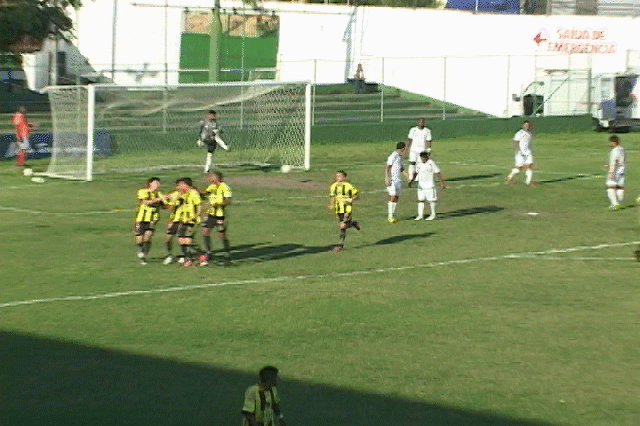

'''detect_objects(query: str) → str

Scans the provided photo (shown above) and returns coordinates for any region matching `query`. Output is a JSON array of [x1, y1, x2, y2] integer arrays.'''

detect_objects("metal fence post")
[[381, 57, 385, 123]]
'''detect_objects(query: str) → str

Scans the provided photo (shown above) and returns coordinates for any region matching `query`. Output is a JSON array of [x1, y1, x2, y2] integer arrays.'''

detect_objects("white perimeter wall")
[[22, 1, 640, 117]]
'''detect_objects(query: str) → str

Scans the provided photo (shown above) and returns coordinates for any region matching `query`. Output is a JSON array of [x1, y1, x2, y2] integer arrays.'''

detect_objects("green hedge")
[[311, 115, 593, 144]]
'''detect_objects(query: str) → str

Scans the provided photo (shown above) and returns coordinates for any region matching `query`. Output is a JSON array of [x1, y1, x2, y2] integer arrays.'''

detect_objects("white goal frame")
[[45, 81, 312, 181]]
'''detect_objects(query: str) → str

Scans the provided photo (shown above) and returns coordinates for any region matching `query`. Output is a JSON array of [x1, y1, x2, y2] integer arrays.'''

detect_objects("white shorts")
[[515, 152, 533, 167], [17, 136, 30, 150], [387, 180, 402, 196], [606, 175, 624, 187], [417, 188, 437, 202]]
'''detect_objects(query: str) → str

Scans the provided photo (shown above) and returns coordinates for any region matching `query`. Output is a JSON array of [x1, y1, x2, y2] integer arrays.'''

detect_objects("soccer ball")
[[23, 168, 33, 177], [280, 165, 292, 174]]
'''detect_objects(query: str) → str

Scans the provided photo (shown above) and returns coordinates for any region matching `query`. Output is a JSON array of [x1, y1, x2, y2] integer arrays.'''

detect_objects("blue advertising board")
[[1, 132, 112, 161]]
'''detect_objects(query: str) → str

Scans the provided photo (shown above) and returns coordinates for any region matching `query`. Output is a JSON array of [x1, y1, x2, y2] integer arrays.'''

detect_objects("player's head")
[[147, 177, 160, 190], [522, 120, 532, 131], [207, 110, 216, 120], [608, 135, 620, 146], [419, 151, 430, 162], [396, 142, 406, 152], [417, 118, 425, 128], [176, 177, 193, 191], [259, 365, 279, 388], [335, 170, 347, 182], [208, 170, 223, 183]]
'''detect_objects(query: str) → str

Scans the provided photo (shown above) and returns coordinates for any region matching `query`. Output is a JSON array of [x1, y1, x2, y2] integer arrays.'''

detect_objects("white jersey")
[[416, 159, 440, 189], [513, 129, 532, 155], [408, 126, 432, 153], [609, 145, 625, 175], [387, 151, 404, 182]]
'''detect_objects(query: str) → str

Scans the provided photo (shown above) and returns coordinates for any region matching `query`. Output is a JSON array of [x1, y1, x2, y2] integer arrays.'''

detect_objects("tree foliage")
[[0, 0, 81, 53]]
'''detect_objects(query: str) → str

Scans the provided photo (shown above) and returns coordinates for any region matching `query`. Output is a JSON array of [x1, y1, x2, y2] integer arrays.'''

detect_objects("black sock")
[[222, 238, 230, 253], [339, 229, 346, 245], [203, 235, 212, 252], [165, 240, 172, 255], [181, 244, 189, 259], [143, 241, 151, 255], [137, 242, 144, 252]]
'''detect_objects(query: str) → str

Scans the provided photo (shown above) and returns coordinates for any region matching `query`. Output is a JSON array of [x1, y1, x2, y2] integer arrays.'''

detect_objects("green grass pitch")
[[1, 131, 640, 426]]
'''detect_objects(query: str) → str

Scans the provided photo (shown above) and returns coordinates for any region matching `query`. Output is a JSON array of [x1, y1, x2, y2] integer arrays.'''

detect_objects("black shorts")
[[166, 221, 179, 236], [205, 142, 217, 153], [203, 215, 226, 232], [176, 223, 195, 238], [134, 221, 155, 236], [336, 213, 352, 224]]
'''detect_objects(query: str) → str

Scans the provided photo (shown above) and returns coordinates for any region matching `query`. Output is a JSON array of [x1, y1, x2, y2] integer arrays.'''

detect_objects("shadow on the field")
[[373, 232, 434, 246], [1, 330, 562, 426], [447, 173, 501, 182], [227, 242, 335, 264], [537, 174, 597, 185], [439, 205, 504, 219]]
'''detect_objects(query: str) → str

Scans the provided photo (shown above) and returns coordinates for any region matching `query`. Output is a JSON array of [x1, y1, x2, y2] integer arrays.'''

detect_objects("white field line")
[[0, 173, 606, 216], [1, 240, 638, 309]]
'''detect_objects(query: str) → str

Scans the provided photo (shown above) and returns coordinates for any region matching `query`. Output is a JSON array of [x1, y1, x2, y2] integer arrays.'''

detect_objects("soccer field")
[[1, 131, 640, 426]]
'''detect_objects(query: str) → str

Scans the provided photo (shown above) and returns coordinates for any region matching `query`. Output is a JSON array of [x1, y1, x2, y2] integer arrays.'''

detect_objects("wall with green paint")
[[311, 115, 593, 144], [179, 33, 277, 83]]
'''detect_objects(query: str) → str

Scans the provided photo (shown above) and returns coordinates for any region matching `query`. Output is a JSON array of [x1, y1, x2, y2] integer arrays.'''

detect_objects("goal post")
[[45, 81, 312, 181]]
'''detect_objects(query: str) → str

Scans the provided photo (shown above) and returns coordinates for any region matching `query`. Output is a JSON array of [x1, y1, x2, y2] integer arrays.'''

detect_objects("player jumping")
[[197, 110, 229, 174]]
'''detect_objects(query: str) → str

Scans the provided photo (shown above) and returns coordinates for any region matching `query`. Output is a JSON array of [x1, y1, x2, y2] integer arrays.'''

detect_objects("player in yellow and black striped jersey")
[[198, 170, 232, 266], [174, 177, 202, 267], [161, 181, 183, 264], [328, 170, 361, 252], [134, 177, 164, 264]]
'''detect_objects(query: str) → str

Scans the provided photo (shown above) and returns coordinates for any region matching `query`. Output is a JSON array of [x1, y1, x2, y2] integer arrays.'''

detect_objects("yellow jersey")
[[135, 188, 162, 222], [204, 182, 232, 217], [329, 181, 358, 214]]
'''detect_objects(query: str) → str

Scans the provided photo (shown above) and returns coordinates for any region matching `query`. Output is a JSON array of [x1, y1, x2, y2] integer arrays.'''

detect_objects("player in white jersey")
[[407, 118, 432, 178], [385, 142, 407, 223], [196, 110, 229, 173], [408, 151, 446, 220], [605, 135, 625, 210], [506, 120, 536, 186]]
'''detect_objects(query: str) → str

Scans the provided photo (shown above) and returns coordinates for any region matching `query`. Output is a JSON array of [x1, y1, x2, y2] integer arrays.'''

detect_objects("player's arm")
[[384, 165, 391, 186], [273, 404, 286, 426], [196, 121, 205, 147], [436, 172, 447, 189], [408, 170, 417, 187]]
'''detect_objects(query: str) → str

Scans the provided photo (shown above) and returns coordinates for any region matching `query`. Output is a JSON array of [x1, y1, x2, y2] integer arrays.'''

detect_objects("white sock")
[[508, 168, 519, 179], [616, 189, 624, 203], [408, 164, 415, 179], [388, 201, 397, 219], [607, 188, 618, 205], [525, 169, 533, 185], [205, 152, 213, 172], [429, 202, 436, 217], [417, 202, 424, 217]]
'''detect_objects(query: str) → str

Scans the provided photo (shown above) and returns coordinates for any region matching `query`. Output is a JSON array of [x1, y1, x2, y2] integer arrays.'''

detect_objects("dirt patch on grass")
[[226, 174, 327, 191]]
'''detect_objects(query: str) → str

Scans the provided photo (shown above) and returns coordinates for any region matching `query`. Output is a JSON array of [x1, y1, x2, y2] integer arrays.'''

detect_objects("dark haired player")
[[196, 110, 229, 173], [329, 170, 361, 252], [605, 134, 625, 210], [134, 177, 164, 265], [241, 366, 287, 426], [173, 177, 202, 267], [162, 179, 183, 265], [199, 170, 232, 266]]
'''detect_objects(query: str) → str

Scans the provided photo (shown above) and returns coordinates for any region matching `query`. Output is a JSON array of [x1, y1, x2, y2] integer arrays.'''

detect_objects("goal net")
[[45, 81, 311, 180]]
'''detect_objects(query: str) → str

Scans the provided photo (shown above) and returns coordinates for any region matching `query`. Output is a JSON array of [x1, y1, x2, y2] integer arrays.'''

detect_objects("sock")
[[180, 244, 189, 259], [429, 202, 436, 217], [417, 202, 424, 218], [616, 189, 624, 203], [388, 201, 397, 219], [508, 168, 519, 179], [205, 152, 213, 172], [203, 235, 212, 253], [137, 242, 144, 253], [165, 240, 172, 255], [338, 229, 346, 246], [525, 169, 533, 185], [143, 240, 151, 255], [222, 238, 230, 253], [607, 188, 618, 205]]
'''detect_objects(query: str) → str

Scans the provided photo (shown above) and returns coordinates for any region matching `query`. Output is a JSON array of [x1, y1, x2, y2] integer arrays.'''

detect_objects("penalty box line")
[[1, 240, 638, 310]]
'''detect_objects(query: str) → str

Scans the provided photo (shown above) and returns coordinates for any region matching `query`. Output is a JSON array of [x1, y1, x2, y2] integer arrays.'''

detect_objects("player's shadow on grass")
[[373, 232, 435, 246], [447, 173, 501, 182], [228, 242, 335, 264], [1, 330, 562, 426], [439, 205, 504, 219], [537, 174, 596, 185]]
